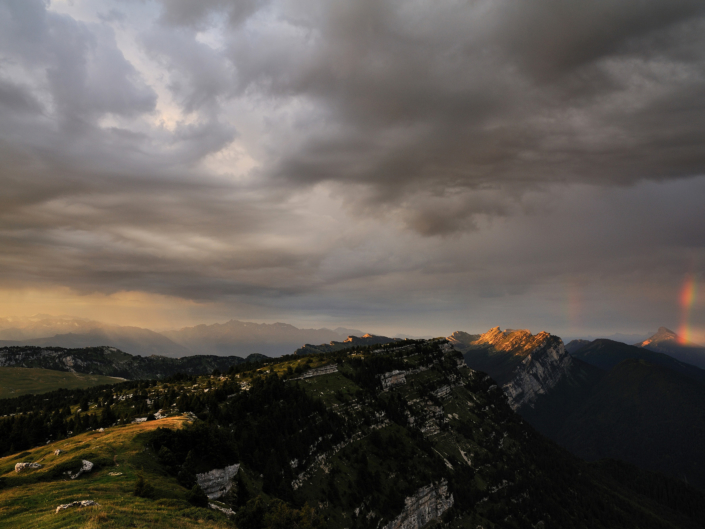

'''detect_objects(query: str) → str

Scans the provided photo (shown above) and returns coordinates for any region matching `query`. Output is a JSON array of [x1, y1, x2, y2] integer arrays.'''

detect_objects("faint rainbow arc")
[[678, 274, 697, 345]]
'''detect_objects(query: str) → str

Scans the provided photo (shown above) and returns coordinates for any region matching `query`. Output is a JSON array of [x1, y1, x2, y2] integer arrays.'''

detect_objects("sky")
[[0, 0, 704, 341]]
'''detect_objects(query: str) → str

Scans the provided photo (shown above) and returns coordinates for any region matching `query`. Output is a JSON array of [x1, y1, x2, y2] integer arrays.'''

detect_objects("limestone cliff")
[[501, 335, 572, 410], [382, 479, 454, 529], [471, 327, 553, 357], [454, 327, 573, 410], [195, 464, 240, 500]]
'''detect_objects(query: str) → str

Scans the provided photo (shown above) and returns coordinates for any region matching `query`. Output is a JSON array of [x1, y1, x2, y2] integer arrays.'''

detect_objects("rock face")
[[383, 479, 454, 529], [472, 327, 553, 356], [502, 336, 572, 410], [195, 464, 240, 500], [15, 462, 42, 473], [209, 503, 235, 516], [292, 363, 338, 380], [379, 370, 406, 390], [461, 327, 574, 410]]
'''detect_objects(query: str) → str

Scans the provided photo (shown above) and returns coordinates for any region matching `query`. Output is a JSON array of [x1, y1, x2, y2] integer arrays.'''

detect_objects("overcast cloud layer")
[[0, 0, 703, 339]]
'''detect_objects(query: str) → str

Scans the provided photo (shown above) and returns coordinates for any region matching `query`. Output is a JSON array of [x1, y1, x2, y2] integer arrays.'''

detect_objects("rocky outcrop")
[[472, 327, 553, 356], [15, 462, 42, 472], [291, 363, 338, 380], [195, 464, 240, 500], [502, 336, 572, 410], [68, 460, 94, 480], [55, 500, 99, 513], [209, 503, 235, 516], [379, 370, 406, 390], [383, 479, 454, 529]]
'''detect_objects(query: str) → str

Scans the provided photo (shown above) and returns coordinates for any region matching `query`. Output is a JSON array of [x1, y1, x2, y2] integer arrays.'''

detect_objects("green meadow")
[[0, 367, 123, 398]]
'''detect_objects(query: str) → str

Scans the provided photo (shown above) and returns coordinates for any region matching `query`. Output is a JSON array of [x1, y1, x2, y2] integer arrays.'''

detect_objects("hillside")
[[557, 359, 705, 489], [0, 367, 123, 398], [572, 339, 705, 384], [636, 327, 705, 369], [1, 339, 705, 527], [565, 339, 591, 354], [0, 346, 264, 380], [0, 416, 234, 528]]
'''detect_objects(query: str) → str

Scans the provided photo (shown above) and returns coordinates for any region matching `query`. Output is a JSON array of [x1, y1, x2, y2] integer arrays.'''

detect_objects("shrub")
[[187, 484, 209, 507], [134, 470, 155, 499]]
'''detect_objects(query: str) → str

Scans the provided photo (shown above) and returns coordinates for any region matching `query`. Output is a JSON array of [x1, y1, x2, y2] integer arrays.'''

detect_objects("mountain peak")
[[657, 326, 677, 337], [472, 326, 553, 356], [639, 327, 679, 347]]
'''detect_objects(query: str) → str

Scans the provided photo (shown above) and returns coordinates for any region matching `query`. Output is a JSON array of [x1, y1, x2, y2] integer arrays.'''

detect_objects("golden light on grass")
[[0, 416, 232, 528]]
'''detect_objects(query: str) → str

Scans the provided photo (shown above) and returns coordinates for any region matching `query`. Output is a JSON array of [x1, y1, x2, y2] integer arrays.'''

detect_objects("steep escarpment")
[[458, 327, 578, 410], [502, 336, 573, 409]]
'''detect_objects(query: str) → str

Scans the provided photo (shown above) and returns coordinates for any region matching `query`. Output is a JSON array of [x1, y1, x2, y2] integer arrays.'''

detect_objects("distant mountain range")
[[455, 326, 705, 489], [562, 331, 654, 345], [0, 316, 366, 358], [162, 320, 364, 357], [0, 345, 264, 380]]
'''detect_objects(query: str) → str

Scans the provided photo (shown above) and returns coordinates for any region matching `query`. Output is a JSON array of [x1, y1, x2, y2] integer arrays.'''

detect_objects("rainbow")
[[678, 274, 697, 345]]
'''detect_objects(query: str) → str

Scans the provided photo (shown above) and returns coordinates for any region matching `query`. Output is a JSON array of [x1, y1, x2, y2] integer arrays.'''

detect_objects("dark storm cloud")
[[158, 0, 267, 29], [214, 0, 705, 233], [0, 0, 703, 334]]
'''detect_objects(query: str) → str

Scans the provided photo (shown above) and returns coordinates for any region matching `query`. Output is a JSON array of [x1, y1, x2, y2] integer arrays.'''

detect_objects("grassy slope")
[[0, 416, 230, 529], [0, 367, 123, 398]]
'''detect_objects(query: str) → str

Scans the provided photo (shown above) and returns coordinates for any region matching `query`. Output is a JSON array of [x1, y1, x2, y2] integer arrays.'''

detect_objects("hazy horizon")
[[0, 311, 673, 348]]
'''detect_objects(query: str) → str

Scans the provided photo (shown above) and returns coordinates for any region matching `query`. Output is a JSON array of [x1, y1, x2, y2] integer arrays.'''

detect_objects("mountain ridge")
[[0, 316, 368, 358], [0, 345, 263, 380]]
